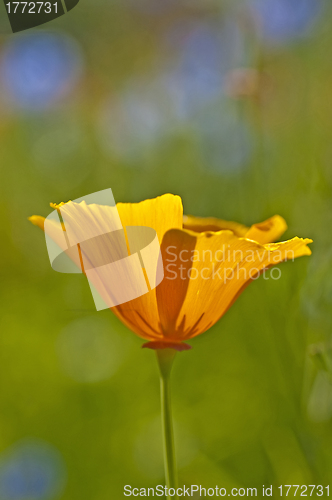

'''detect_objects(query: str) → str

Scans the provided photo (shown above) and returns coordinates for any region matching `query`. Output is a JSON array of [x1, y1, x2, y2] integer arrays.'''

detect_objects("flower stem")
[[156, 349, 178, 500]]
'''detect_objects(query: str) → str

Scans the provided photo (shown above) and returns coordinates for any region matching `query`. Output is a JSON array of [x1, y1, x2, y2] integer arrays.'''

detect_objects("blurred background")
[[1, 0, 332, 498]]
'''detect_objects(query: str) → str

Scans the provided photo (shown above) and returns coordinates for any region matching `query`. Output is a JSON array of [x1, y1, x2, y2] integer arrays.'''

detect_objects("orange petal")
[[112, 194, 184, 341], [157, 228, 312, 341], [29, 195, 184, 342]]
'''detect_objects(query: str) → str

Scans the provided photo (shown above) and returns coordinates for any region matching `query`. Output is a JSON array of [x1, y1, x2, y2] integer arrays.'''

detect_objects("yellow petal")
[[183, 214, 288, 244], [117, 194, 183, 244], [28, 215, 45, 231], [183, 215, 248, 236], [50, 201, 71, 210], [112, 194, 184, 341], [245, 215, 287, 244], [157, 228, 312, 341], [30, 194, 184, 342]]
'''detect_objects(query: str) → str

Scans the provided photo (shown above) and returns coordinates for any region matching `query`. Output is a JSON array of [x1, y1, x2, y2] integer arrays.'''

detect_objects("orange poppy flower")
[[29, 194, 312, 351]]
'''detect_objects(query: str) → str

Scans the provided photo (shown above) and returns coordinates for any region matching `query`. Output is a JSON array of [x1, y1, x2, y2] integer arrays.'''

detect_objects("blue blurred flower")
[[248, 0, 324, 44], [98, 16, 250, 165], [1, 32, 83, 111], [0, 440, 66, 500], [162, 17, 246, 119], [98, 77, 172, 164]]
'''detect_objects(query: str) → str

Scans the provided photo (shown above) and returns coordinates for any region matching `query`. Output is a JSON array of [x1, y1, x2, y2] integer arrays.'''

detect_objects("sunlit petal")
[[183, 215, 248, 236], [183, 214, 287, 244], [245, 215, 287, 244], [30, 194, 312, 348], [157, 228, 312, 340], [112, 194, 183, 341]]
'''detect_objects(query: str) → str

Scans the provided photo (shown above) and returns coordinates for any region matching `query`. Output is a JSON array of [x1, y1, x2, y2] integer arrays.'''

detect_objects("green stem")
[[156, 349, 178, 500]]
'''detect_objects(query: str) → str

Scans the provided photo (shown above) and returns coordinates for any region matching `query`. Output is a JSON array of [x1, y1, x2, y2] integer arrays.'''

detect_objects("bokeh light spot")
[[0, 440, 66, 500], [1, 32, 84, 111], [57, 316, 127, 383]]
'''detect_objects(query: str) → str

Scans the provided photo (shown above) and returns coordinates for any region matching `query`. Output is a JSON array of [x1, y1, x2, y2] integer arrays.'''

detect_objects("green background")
[[0, 1, 332, 498]]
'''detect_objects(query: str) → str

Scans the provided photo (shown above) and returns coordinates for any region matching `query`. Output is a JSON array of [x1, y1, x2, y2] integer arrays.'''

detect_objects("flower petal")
[[245, 215, 288, 244], [29, 194, 184, 342], [112, 194, 184, 341], [183, 215, 248, 236], [183, 214, 287, 244], [157, 228, 312, 341], [117, 194, 183, 245], [28, 215, 45, 231]]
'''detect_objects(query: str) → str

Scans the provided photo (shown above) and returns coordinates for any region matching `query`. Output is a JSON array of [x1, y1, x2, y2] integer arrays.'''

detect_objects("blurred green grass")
[[1, 1, 332, 498]]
